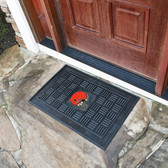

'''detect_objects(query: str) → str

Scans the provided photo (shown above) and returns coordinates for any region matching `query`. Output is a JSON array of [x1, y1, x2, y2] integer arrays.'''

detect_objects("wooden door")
[[56, 0, 168, 80]]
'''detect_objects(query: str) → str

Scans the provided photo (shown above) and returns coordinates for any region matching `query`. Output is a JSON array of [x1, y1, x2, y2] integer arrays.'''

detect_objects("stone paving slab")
[[9, 53, 58, 81], [124, 98, 150, 139], [0, 107, 20, 151], [0, 151, 19, 168], [139, 139, 168, 168], [0, 93, 5, 106], [151, 102, 168, 128], [21, 109, 106, 168], [0, 45, 24, 91], [0, 45, 24, 77], [117, 129, 164, 168]]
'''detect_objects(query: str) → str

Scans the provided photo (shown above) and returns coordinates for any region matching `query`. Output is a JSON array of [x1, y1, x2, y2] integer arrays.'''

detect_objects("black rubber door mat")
[[29, 65, 139, 150]]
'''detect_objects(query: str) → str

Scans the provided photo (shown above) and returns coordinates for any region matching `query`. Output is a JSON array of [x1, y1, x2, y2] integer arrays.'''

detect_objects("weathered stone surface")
[[0, 45, 24, 78], [124, 98, 150, 139], [139, 139, 168, 168], [5, 16, 15, 23], [0, 93, 5, 106], [0, 107, 20, 151], [21, 114, 106, 168], [0, 0, 7, 7], [151, 102, 168, 128], [4, 75, 41, 106], [144, 98, 153, 115], [4, 58, 64, 107], [6, 13, 11, 17], [0, 77, 9, 91], [9, 53, 58, 81], [11, 23, 19, 33], [19, 47, 36, 62], [0, 151, 19, 168], [15, 36, 25, 47], [118, 129, 164, 168], [1, 6, 10, 13], [150, 123, 168, 135], [103, 125, 132, 167], [117, 99, 151, 160], [11, 149, 25, 167], [15, 32, 22, 38]]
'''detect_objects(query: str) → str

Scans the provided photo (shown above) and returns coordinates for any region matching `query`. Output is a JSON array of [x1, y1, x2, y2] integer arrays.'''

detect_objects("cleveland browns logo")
[[70, 91, 88, 106]]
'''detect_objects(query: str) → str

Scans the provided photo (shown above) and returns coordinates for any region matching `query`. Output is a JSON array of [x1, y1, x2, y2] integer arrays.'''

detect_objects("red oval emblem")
[[70, 91, 87, 106]]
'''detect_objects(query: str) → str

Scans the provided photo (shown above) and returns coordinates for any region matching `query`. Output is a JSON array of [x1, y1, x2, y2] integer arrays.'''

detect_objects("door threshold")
[[38, 38, 168, 105], [40, 38, 56, 50]]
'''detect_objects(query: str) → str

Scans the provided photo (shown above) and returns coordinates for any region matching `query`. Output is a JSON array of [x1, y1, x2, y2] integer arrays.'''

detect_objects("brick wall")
[[0, 0, 26, 48]]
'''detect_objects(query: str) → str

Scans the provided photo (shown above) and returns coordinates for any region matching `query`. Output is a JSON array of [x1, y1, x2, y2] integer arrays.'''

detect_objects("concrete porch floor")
[[0, 45, 168, 168]]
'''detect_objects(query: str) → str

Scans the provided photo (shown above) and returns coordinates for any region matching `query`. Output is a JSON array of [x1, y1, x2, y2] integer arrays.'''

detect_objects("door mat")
[[29, 65, 139, 150]]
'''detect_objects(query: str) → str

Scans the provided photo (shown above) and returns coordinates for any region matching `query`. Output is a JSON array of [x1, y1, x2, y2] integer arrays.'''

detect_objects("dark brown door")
[[56, 0, 168, 80]]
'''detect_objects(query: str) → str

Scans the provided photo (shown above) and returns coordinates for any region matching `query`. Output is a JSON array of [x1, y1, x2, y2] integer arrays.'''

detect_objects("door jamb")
[[39, 0, 65, 52], [155, 22, 168, 96], [19, 0, 45, 42], [20, 0, 65, 52]]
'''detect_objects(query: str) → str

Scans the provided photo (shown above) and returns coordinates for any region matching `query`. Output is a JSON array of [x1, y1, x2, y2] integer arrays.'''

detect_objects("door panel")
[[57, 0, 168, 80], [111, 1, 149, 50], [70, 0, 100, 33]]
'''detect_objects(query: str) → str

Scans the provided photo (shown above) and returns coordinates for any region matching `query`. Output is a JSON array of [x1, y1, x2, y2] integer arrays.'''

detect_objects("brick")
[[11, 23, 20, 33], [6, 13, 11, 17], [5, 17, 15, 23], [15, 32, 22, 38], [0, 0, 8, 8], [15, 36, 26, 48], [1, 6, 10, 13]]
